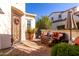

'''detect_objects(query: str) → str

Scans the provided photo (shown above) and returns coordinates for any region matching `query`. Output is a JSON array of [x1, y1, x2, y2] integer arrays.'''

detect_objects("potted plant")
[[26, 28, 35, 41]]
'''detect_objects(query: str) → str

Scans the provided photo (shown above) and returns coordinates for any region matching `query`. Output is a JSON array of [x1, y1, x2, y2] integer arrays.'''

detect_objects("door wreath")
[[14, 19, 20, 25]]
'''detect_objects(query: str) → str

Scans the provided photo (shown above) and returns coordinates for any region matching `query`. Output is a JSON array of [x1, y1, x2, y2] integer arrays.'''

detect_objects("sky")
[[26, 3, 79, 21]]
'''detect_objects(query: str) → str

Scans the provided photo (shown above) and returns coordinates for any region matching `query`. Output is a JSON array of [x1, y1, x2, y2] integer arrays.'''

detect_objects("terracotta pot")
[[28, 33, 34, 41]]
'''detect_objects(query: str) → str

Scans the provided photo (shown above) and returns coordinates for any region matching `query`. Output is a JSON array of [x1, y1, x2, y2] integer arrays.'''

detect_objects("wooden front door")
[[12, 16, 21, 43]]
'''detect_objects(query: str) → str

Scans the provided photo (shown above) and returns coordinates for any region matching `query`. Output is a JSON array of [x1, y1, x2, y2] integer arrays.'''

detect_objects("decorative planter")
[[28, 33, 34, 41], [26, 33, 34, 41], [26, 28, 35, 41]]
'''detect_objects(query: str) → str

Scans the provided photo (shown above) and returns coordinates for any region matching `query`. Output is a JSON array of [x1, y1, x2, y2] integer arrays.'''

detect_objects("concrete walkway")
[[3, 40, 51, 56]]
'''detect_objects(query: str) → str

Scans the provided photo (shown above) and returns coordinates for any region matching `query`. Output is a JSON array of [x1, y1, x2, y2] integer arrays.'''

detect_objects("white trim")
[[25, 12, 37, 17]]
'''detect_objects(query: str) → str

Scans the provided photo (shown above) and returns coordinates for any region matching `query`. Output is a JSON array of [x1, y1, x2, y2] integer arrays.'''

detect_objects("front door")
[[12, 16, 21, 43]]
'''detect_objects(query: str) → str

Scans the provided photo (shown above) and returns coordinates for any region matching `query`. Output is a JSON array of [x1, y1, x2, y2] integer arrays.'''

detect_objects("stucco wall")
[[11, 3, 26, 41], [0, 0, 11, 49], [51, 15, 79, 30], [50, 30, 79, 41], [45, 30, 79, 41], [12, 3, 36, 41], [52, 20, 66, 30], [21, 15, 26, 41], [21, 15, 35, 41], [49, 11, 68, 21]]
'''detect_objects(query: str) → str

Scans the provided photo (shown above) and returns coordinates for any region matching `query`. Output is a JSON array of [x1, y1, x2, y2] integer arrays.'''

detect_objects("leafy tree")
[[36, 16, 52, 29]]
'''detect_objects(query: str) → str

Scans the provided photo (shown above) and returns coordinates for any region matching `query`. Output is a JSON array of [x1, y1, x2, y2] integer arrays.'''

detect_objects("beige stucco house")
[[49, 6, 79, 30], [0, 1, 36, 49]]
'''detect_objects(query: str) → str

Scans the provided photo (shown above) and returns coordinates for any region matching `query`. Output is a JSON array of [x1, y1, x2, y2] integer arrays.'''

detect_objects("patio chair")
[[41, 32, 52, 45], [59, 33, 69, 43], [49, 32, 69, 47]]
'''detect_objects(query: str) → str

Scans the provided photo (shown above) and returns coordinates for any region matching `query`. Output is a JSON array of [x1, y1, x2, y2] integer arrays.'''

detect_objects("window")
[[51, 17, 53, 20], [58, 14, 61, 20], [76, 22, 79, 29], [57, 25, 65, 30], [51, 17, 53, 22], [27, 20, 31, 28]]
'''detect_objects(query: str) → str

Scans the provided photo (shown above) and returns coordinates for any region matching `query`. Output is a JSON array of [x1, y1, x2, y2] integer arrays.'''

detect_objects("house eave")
[[53, 18, 66, 23], [48, 6, 77, 17], [11, 6, 24, 16], [25, 13, 36, 18]]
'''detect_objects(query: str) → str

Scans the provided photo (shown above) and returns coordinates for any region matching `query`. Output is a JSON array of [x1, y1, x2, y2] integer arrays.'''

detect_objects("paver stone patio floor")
[[0, 40, 51, 56]]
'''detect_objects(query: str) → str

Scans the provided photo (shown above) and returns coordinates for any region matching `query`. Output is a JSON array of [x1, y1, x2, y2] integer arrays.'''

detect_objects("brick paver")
[[2, 40, 51, 56]]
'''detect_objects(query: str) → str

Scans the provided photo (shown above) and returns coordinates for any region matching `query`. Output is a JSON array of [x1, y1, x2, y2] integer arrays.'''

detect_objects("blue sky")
[[26, 3, 79, 21]]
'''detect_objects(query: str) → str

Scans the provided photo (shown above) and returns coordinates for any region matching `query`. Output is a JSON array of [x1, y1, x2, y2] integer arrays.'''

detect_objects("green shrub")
[[51, 42, 79, 56], [68, 45, 79, 56], [26, 28, 35, 34]]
